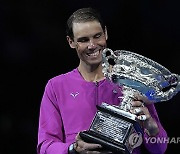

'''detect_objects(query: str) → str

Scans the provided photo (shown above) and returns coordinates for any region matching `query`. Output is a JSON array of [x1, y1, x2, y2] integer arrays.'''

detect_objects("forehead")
[[72, 21, 103, 38]]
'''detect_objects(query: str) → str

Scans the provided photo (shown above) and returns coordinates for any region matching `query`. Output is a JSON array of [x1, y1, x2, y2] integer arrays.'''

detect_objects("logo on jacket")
[[70, 92, 79, 98]]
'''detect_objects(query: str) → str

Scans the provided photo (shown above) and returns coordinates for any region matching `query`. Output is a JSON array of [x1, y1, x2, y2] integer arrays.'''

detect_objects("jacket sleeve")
[[142, 104, 168, 154], [37, 80, 70, 154]]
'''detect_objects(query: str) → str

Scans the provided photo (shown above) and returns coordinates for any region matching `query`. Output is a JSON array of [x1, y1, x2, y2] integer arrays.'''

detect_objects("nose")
[[87, 39, 96, 49]]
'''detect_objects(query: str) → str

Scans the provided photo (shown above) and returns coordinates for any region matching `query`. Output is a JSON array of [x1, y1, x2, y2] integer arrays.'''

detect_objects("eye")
[[94, 33, 103, 39], [94, 32, 104, 39], [77, 37, 89, 43]]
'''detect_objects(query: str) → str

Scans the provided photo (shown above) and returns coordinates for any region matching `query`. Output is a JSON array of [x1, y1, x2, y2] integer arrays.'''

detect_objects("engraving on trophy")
[[90, 111, 132, 143]]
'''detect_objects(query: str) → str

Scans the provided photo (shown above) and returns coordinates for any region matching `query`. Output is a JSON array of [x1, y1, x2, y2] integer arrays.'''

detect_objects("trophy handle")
[[155, 74, 180, 102]]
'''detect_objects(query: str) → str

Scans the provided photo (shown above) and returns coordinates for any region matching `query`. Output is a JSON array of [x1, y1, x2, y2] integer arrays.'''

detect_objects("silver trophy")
[[80, 48, 180, 154]]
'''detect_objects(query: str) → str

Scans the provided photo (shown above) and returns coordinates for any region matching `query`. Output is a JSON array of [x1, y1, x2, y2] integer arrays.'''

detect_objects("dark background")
[[1, 0, 180, 153]]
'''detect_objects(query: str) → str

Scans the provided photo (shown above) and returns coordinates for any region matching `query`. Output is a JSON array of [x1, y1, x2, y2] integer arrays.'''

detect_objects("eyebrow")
[[76, 32, 103, 41], [77, 37, 89, 42]]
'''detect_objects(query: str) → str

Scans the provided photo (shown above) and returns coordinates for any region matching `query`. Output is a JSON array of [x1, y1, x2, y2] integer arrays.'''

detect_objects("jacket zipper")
[[95, 81, 98, 105]]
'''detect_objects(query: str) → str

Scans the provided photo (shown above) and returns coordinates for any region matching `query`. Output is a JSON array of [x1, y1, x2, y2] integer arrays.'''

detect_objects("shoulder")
[[46, 68, 79, 87]]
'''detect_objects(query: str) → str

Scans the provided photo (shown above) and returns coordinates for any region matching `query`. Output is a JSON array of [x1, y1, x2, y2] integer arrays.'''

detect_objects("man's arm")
[[142, 104, 168, 154], [37, 80, 70, 154]]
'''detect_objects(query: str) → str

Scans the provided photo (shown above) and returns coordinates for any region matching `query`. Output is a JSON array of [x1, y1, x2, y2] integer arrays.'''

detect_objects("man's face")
[[69, 21, 107, 66]]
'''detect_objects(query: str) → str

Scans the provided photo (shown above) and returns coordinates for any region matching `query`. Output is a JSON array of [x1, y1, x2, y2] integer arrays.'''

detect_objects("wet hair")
[[66, 7, 105, 40]]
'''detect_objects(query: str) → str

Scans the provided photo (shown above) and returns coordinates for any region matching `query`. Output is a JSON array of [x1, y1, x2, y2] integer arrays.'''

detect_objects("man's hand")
[[73, 133, 112, 154], [130, 94, 159, 136]]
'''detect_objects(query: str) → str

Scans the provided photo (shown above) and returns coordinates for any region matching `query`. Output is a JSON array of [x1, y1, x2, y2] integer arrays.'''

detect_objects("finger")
[[137, 115, 147, 121], [75, 137, 102, 152], [82, 151, 101, 154], [137, 110, 151, 121], [76, 132, 102, 150], [130, 107, 143, 115], [134, 108, 141, 114], [133, 93, 153, 105], [76, 132, 82, 140], [81, 150, 112, 154], [130, 100, 144, 108], [78, 140, 102, 151]]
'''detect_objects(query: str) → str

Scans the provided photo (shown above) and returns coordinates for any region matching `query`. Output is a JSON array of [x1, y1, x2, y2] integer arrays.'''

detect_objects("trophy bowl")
[[79, 48, 180, 154], [102, 48, 180, 105]]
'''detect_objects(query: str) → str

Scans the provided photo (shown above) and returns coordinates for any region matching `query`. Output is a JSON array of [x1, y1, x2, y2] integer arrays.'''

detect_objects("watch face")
[[69, 143, 74, 150], [69, 143, 77, 154]]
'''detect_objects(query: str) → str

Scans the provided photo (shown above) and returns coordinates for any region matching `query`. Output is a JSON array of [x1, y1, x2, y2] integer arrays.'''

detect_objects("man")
[[37, 7, 167, 154]]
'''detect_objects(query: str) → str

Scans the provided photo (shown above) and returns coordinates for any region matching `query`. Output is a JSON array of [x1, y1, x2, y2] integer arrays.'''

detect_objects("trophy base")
[[79, 103, 143, 154], [79, 130, 126, 153]]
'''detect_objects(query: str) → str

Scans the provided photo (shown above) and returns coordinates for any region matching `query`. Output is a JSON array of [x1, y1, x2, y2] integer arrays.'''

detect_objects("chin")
[[88, 60, 102, 66]]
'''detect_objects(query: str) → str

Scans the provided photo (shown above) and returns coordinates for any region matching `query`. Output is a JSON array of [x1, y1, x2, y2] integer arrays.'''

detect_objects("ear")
[[66, 36, 76, 48], [104, 26, 108, 40]]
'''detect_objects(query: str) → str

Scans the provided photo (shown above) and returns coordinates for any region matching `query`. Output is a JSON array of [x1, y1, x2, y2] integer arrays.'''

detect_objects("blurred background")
[[1, 0, 180, 153]]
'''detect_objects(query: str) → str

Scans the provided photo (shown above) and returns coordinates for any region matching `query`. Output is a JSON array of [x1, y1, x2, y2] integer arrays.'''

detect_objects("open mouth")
[[86, 50, 100, 57]]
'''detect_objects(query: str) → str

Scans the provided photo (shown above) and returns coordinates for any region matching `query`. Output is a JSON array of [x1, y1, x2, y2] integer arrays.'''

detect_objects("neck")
[[78, 63, 105, 82]]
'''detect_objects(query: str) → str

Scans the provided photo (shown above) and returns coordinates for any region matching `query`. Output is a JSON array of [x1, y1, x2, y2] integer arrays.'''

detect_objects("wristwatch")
[[68, 143, 77, 154]]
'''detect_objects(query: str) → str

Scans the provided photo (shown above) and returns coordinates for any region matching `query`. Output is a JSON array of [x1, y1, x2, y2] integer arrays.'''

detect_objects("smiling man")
[[37, 7, 168, 154], [66, 10, 108, 82]]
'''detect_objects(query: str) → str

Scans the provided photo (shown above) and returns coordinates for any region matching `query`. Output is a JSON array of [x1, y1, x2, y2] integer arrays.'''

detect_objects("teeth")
[[91, 52, 99, 56], [88, 50, 100, 57]]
